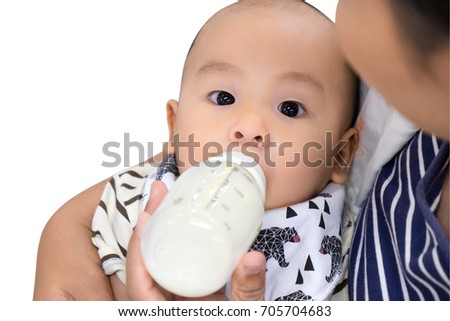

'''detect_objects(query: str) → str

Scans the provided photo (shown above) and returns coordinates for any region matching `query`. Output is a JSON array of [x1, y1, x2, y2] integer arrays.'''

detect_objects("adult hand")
[[126, 180, 266, 301]]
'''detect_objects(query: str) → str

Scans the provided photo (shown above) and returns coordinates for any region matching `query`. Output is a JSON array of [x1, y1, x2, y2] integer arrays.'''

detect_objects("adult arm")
[[33, 153, 166, 300], [33, 178, 114, 300]]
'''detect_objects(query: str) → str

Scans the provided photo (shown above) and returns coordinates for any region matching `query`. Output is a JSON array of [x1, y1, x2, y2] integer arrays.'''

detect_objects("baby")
[[92, 0, 359, 301]]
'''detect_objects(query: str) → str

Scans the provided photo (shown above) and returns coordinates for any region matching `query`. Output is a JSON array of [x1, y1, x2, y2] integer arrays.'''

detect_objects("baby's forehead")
[[184, 2, 345, 80]]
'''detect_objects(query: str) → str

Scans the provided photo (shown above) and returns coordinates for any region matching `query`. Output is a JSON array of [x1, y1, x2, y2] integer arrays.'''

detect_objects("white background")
[[0, 0, 338, 303]]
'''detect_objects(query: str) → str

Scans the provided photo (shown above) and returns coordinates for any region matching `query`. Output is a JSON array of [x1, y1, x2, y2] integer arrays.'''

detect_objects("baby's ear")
[[165, 99, 179, 155], [330, 127, 359, 185]]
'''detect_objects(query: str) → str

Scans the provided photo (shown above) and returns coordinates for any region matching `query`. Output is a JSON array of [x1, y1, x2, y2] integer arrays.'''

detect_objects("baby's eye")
[[277, 101, 306, 118], [208, 91, 236, 105]]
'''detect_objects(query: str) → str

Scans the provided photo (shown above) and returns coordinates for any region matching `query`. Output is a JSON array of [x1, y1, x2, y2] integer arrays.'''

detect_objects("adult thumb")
[[230, 251, 266, 301]]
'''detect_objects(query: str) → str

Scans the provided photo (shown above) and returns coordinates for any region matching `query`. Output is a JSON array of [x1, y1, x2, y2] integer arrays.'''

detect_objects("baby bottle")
[[140, 151, 266, 297]]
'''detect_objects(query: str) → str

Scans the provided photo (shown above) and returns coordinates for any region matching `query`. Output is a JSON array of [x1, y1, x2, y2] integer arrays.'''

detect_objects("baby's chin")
[[262, 176, 322, 210], [263, 198, 291, 211], [263, 192, 308, 211]]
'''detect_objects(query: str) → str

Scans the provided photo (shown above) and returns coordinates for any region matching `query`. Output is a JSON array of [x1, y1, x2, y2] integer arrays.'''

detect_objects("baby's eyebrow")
[[196, 62, 325, 97], [197, 61, 240, 75], [280, 71, 325, 96]]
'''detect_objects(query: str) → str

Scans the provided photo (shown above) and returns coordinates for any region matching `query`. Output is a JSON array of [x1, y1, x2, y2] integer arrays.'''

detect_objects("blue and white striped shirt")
[[349, 131, 450, 300]]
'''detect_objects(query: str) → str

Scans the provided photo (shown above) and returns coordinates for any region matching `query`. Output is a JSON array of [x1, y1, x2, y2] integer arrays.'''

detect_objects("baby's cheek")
[[262, 168, 303, 209], [265, 158, 333, 209], [301, 143, 328, 169], [173, 140, 208, 172]]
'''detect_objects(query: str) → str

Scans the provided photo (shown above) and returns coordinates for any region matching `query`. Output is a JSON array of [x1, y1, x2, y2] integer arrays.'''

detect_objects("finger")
[[132, 181, 168, 239], [230, 251, 266, 301], [126, 181, 169, 300], [126, 211, 166, 300], [144, 180, 168, 217]]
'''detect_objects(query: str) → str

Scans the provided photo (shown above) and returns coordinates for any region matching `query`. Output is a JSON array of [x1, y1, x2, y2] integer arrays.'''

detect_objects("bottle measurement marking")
[[205, 167, 236, 211]]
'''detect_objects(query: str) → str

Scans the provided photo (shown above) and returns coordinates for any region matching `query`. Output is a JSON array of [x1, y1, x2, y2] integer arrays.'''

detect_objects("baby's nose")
[[233, 129, 264, 143], [229, 112, 269, 146]]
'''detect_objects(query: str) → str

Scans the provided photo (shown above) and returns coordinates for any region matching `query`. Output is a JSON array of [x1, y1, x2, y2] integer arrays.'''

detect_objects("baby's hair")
[[186, 0, 332, 57], [238, 0, 333, 23]]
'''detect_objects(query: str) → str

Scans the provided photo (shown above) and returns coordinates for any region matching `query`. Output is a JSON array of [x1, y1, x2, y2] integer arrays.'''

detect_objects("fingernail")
[[244, 262, 265, 275]]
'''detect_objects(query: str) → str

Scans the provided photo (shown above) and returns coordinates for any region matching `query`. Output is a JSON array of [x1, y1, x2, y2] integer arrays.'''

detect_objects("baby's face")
[[167, 4, 356, 209]]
